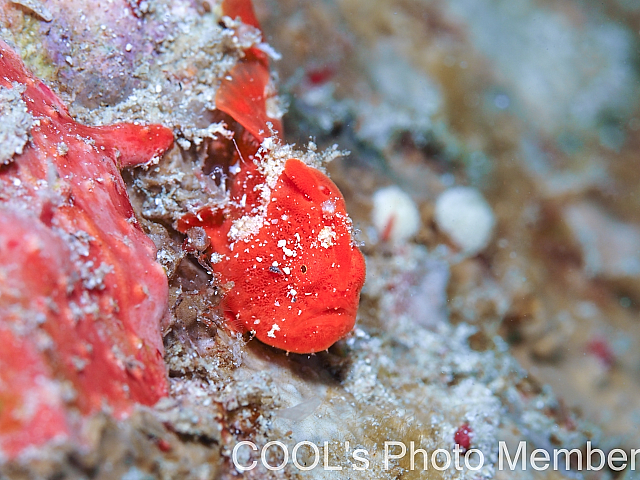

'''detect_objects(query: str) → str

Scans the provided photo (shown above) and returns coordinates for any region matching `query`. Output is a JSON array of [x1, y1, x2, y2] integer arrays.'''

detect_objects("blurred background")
[[256, 0, 640, 468]]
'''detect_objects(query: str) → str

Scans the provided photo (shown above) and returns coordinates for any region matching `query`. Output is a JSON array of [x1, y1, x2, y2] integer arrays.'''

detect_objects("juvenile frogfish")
[[180, 148, 366, 354]]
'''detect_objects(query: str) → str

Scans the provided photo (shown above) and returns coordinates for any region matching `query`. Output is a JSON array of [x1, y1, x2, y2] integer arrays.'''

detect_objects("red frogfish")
[[179, 0, 365, 353], [180, 149, 366, 354]]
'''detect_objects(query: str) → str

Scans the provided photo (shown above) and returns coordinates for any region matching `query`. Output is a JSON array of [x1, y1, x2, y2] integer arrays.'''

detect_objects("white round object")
[[434, 186, 495, 255], [371, 185, 421, 244]]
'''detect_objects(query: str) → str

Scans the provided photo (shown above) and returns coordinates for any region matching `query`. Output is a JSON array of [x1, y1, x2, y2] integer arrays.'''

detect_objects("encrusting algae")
[[0, 38, 173, 456]]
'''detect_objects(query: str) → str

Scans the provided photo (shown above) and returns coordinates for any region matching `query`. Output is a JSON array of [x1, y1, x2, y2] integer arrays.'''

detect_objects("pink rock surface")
[[0, 40, 173, 458]]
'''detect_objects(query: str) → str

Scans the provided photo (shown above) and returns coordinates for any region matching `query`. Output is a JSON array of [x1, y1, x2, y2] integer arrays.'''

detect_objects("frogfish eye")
[[301, 265, 308, 274]]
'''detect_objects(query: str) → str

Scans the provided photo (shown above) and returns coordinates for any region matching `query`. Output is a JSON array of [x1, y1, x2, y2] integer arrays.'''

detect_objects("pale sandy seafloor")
[[1, 0, 640, 478]]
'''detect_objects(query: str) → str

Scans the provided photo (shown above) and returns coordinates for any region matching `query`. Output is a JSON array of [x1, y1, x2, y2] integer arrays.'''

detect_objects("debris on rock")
[[371, 185, 421, 244], [0, 82, 32, 164], [434, 186, 496, 256]]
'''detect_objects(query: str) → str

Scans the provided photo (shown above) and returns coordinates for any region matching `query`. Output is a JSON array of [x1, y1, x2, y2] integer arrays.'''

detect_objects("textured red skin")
[[0, 40, 172, 457], [183, 1, 365, 353], [179, 158, 366, 354], [215, 56, 281, 142], [222, 0, 261, 29], [217, 0, 283, 141]]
